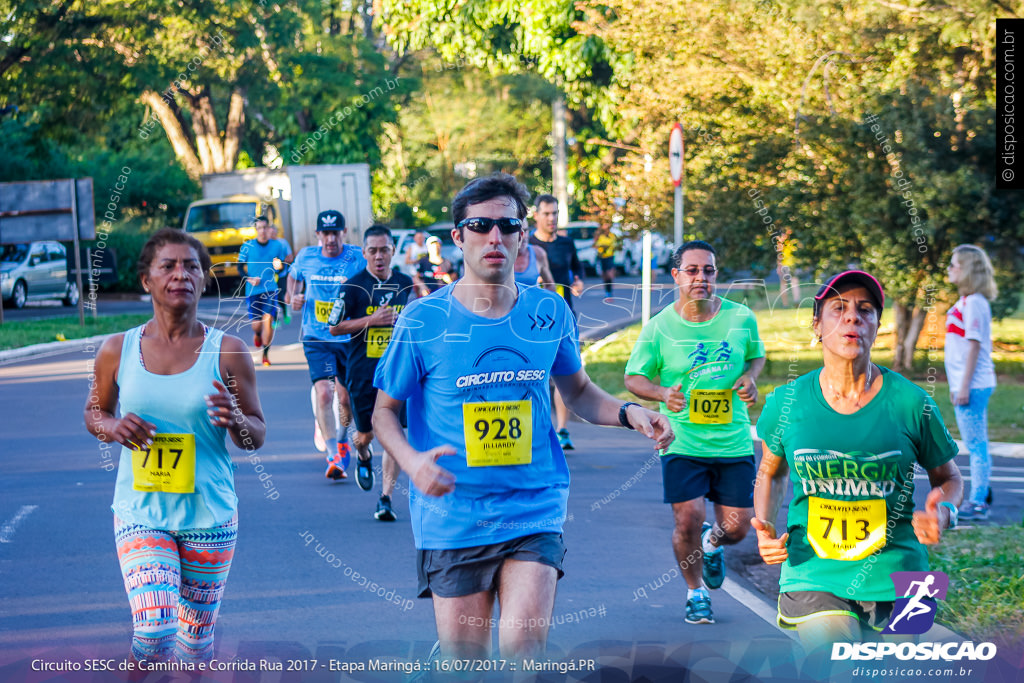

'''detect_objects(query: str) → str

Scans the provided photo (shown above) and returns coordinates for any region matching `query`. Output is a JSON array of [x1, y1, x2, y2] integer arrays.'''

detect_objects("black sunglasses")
[[456, 217, 524, 235]]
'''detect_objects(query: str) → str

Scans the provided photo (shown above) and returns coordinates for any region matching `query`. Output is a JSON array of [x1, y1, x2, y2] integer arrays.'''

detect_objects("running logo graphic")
[[884, 571, 948, 634]]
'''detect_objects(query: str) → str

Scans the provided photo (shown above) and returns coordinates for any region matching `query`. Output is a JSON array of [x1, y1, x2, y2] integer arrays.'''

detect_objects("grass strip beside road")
[[0, 314, 151, 351], [929, 526, 1024, 647]]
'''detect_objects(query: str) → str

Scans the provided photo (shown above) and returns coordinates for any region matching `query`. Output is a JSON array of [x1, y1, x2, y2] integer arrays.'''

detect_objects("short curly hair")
[[136, 228, 212, 282]]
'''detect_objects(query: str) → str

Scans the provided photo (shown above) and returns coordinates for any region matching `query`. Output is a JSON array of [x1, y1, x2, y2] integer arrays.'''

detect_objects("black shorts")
[[346, 375, 406, 434], [598, 256, 615, 273], [417, 533, 566, 599], [661, 455, 755, 507], [778, 591, 894, 632]]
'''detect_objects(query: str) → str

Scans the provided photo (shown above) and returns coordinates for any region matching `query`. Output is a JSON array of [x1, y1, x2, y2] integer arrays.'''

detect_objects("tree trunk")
[[891, 301, 928, 371], [221, 88, 246, 171], [195, 93, 226, 172], [140, 90, 204, 181]]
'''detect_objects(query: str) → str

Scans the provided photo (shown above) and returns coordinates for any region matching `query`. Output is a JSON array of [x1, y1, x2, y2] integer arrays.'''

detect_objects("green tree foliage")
[[373, 60, 556, 226], [378, 0, 623, 216], [572, 0, 1023, 367], [1, 0, 406, 202], [379, 0, 1022, 365]]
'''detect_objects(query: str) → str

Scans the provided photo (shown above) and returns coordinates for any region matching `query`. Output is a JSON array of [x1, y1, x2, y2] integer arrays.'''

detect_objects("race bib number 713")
[[807, 496, 886, 561]]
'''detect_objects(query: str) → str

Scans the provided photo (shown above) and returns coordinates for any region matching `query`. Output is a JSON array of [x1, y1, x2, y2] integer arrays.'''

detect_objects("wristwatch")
[[938, 501, 958, 529], [618, 402, 640, 430]]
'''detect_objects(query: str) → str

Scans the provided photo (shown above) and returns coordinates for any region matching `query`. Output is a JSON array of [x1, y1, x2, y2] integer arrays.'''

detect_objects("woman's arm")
[[953, 340, 980, 405], [912, 461, 964, 544], [214, 335, 267, 450], [751, 444, 790, 564], [84, 334, 158, 450]]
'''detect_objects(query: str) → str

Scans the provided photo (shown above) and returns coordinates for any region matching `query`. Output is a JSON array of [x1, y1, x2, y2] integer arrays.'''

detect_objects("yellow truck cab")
[[181, 195, 284, 280]]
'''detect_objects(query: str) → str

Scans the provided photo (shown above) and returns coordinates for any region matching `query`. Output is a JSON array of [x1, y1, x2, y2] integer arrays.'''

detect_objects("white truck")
[[182, 164, 372, 279]]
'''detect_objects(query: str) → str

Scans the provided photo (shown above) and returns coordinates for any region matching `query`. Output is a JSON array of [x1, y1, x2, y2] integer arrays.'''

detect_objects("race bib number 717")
[[132, 433, 196, 494]]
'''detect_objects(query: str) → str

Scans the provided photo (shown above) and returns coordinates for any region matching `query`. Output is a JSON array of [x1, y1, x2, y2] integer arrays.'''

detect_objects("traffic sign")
[[669, 123, 684, 186]]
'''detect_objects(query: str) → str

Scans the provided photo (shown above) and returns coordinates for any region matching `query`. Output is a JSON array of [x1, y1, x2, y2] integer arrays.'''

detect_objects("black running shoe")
[[356, 454, 374, 492], [375, 495, 397, 522]]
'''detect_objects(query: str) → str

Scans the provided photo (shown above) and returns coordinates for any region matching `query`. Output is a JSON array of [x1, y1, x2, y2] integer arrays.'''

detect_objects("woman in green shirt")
[[752, 270, 962, 654]]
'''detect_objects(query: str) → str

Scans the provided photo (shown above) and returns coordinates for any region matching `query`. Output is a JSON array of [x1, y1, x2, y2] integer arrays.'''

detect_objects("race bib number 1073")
[[689, 389, 732, 424]]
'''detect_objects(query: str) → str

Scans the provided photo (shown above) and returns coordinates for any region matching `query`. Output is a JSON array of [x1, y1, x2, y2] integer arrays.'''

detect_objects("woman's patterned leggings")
[[114, 515, 237, 663]]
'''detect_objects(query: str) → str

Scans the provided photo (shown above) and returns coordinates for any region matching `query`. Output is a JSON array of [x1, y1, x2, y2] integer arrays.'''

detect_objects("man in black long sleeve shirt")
[[529, 194, 584, 314], [527, 194, 583, 451]]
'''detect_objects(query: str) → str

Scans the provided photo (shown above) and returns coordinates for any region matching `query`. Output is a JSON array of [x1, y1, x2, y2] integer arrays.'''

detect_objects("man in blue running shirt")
[[373, 173, 674, 663], [238, 215, 291, 367], [287, 210, 366, 480]]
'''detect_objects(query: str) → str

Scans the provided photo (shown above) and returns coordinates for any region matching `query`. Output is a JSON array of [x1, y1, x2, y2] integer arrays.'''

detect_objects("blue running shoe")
[[685, 592, 714, 624], [701, 522, 725, 589]]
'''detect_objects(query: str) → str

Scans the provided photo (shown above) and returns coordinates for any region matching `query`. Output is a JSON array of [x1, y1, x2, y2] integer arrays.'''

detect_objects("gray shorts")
[[417, 533, 566, 598], [778, 591, 894, 632]]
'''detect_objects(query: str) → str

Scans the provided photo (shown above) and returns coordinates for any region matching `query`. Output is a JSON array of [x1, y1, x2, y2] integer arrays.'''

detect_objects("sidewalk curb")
[[0, 334, 110, 363]]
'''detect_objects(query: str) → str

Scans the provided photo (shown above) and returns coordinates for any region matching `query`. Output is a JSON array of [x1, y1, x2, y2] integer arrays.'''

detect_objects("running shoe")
[[253, 331, 263, 348], [325, 460, 346, 480], [557, 428, 575, 451], [262, 349, 271, 367], [375, 494, 397, 522], [958, 502, 990, 520], [338, 441, 352, 472], [407, 641, 441, 682], [685, 592, 714, 624], [701, 522, 726, 589], [356, 451, 374, 492]]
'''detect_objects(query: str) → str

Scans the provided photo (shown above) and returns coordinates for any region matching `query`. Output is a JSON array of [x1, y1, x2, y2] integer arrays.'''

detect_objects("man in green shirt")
[[625, 240, 765, 625]]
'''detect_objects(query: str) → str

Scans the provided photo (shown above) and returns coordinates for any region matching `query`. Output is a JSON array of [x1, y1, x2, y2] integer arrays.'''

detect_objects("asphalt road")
[[0, 276, 1019, 683]]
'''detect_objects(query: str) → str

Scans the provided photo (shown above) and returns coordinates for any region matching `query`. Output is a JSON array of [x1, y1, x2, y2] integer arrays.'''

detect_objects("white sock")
[[702, 526, 720, 554], [687, 587, 708, 600], [327, 438, 338, 459]]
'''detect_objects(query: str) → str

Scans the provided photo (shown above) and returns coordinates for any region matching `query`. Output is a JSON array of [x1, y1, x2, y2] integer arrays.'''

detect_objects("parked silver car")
[[1, 241, 80, 308]]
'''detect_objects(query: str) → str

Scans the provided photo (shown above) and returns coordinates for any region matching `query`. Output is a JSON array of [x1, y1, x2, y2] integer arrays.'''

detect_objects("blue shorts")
[[247, 292, 279, 321], [302, 340, 349, 384], [661, 455, 755, 507]]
